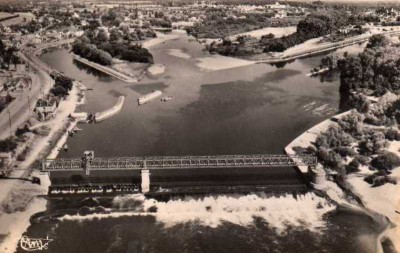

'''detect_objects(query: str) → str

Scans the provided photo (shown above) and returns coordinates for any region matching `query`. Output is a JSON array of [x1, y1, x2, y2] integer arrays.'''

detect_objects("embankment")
[[72, 54, 138, 83], [256, 30, 400, 64], [94, 96, 125, 122], [285, 110, 352, 173]]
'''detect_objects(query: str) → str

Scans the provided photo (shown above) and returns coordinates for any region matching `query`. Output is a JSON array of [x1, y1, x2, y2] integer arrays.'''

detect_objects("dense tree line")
[[187, 13, 299, 39], [263, 10, 350, 52], [72, 27, 154, 66]]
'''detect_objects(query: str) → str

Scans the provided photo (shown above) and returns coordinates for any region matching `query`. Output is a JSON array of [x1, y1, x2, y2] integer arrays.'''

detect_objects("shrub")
[[359, 132, 388, 155], [371, 152, 400, 171], [346, 159, 360, 174], [0, 138, 18, 152], [336, 146, 357, 157], [384, 128, 400, 141], [15, 125, 31, 137], [317, 147, 343, 170], [354, 155, 369, 165], [365, 171, 397, 187]]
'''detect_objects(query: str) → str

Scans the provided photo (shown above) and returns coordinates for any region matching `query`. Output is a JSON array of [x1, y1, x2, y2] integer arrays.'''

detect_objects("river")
[[16, 31, 383, 253]]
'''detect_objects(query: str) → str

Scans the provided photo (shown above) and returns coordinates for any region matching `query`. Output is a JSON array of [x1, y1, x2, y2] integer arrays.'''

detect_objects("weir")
[[40, 152, 317, 195]]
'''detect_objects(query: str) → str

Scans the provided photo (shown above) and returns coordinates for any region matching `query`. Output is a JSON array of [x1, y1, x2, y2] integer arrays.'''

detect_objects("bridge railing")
[[41, 154, 317, 171]]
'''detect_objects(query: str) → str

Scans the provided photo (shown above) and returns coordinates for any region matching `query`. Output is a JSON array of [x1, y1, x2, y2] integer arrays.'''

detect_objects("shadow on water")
[[129, 82, 169, 95], [72, 59, 114, 82]]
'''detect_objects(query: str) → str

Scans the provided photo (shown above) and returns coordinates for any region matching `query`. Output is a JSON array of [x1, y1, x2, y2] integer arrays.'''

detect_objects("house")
[[266, 2, 287, 10], [275, 10, 287, 19], [0, 152, 12, 169], [34, 97, 58, 121], [3, 77, 29, 92]]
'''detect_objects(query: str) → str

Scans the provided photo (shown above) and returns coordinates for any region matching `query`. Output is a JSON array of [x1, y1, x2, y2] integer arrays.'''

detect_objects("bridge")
[[41, 154, 317, 194]]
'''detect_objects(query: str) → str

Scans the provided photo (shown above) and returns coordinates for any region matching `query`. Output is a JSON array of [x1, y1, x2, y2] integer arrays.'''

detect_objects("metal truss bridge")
[[41, 154, 317, 172]]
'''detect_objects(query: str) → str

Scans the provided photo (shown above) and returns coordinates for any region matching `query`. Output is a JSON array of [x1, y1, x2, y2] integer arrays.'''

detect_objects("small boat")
[[73, 127, 83, 132], [161, 96, 174, 102], [63, 144, 69, 151]]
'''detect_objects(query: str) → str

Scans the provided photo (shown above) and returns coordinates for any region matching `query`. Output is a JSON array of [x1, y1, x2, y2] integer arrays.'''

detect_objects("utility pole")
[[27, 93, 31, 112], [7, 106, 12, 137]]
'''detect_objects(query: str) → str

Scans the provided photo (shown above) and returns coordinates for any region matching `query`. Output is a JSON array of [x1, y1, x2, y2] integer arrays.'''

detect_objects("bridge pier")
[[141, 169, 151, 193]]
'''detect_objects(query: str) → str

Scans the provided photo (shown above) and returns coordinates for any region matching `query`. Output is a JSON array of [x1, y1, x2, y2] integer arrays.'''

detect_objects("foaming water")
[[60, 193, 335, 233]]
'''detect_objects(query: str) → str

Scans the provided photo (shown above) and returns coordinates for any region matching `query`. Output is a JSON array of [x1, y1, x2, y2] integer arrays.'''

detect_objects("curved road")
[[0, 39, 74, 140]]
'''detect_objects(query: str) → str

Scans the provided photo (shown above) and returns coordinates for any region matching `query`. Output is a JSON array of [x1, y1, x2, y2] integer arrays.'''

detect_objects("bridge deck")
[[41, 154, 317, 172]]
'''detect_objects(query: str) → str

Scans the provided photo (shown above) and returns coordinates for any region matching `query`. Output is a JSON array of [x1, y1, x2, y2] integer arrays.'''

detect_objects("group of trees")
[[187, 12, 299, 39], [307, 36, 400, 186], [263, 10, 350, 52], [101, 10, 125, 27], [0, 94, 13, 113], [311, 109, 397, 177], [73, 41, 113, 65], [338, 34, 399, 96], [72, 27, 154, 66], [207, 36, 262, 57], [0, 39, 19, 69], [50, 74, 73, 98]]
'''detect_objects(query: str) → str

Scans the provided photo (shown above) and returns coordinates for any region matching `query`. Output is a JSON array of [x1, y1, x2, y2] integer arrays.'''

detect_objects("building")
[[266, 2, 287, 10], [34, 96, 58, 121], [0, 152, 12, 170], [2, 77, 29, 92]]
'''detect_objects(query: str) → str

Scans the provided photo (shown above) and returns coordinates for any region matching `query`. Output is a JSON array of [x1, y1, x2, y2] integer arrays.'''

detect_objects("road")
[[0, 39, 74, 140]]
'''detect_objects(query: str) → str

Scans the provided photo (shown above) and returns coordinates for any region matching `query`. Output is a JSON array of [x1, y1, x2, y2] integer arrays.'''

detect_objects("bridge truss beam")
[[41, 154, 317, 172]]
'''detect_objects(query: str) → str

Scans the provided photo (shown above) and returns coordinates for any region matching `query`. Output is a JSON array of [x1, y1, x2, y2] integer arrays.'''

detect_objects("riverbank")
[[285, 108, 400, 252], [347, 140, 400, 252], [141, 31, 181, 48], [211, 27, 400, 64], [228, 26, 296, 40], [0, 80, 86, 253], [285, 110, 352, 174]]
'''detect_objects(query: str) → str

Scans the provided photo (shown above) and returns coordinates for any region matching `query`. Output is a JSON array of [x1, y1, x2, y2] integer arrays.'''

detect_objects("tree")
[[317, 147, 343, 170], [0, 138, 18, 152], [366, 34, 390, 49], [109, 28, 123, 41], [338, 110, 365, 135], [359, 131, 388, 155], [50, 85, 68, 97], [96, 28, 109, 43]]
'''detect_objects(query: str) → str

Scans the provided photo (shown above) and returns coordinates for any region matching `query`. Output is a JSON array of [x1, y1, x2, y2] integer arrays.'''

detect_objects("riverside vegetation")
[[206, 10, 378, 57], [72, 16, 155, 66], [295, 34, 400, 187]]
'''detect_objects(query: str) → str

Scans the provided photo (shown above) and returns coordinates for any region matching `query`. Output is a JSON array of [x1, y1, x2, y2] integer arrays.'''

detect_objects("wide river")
[[17, 31, 383, 253]]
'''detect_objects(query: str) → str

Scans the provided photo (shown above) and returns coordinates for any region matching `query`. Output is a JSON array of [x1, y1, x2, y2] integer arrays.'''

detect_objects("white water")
[[60, 193, 335, 233]]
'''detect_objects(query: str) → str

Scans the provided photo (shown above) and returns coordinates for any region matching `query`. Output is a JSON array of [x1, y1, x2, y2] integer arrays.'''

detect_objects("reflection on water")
[[40, 32, 343, 157]]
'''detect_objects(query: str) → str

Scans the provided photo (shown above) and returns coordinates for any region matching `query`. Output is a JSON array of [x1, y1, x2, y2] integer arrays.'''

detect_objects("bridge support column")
[[141, 169, 150, 193]]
